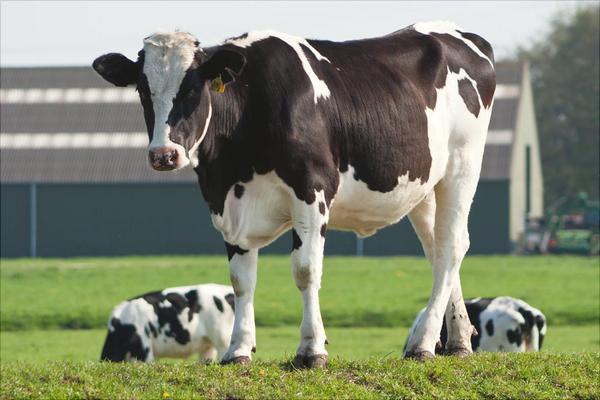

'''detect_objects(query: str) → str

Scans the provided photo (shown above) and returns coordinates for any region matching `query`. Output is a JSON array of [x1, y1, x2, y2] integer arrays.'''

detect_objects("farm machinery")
[[520, 192, 600, 255]]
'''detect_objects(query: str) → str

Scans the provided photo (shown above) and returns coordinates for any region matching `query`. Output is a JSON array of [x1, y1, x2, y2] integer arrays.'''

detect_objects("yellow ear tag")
[[210, 75, 225, 93]]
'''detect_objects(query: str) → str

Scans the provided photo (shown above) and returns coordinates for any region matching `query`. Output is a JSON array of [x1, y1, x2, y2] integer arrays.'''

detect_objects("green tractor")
[[546, 192, 600, 255]]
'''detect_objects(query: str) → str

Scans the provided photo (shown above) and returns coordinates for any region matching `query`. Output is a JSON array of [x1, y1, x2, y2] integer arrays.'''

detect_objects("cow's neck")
[[198, 85, 245, 157], [194, 84, 252, 215]]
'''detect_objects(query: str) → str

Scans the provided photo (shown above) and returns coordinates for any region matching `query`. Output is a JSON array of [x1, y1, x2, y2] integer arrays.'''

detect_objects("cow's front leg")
[[290, 198, 329, 369], [221, 244, 258, 365]]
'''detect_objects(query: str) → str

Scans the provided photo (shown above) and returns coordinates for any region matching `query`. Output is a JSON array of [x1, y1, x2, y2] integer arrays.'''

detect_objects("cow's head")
[[93, 32, 245, 171], [100, 318, 148, 362]]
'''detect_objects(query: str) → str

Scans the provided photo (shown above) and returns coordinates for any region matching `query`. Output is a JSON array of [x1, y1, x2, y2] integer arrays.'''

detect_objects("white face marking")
[[225, 30, 331, 104], [413, 21, 493, 67], [142, 32, 199, 168]]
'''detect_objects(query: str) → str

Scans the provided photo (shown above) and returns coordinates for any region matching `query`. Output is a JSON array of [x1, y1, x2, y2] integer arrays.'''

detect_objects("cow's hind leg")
[[444, 277, 477, 356], [290, 195, 329, 369], [409, 190, 436, 263], [221, 246, 258, 365], [404, 146, 483, 360], [408, 192, 476, 357]]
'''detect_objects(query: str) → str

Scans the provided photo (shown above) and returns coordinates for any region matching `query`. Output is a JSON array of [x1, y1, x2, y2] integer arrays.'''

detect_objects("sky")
[[0, 1, 593, 67]]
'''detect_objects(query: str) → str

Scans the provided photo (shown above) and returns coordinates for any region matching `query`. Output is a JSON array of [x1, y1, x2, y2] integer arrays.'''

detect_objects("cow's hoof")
[[220, 355, 251, 366], [446, 347, 472, 358], [292, 354, 328, 369], [405, 350, 435, 362]]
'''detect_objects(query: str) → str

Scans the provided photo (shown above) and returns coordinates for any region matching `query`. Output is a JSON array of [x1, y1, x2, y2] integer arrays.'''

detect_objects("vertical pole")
[[30, 183, 37, 258], [525, 145, 531, 216], [356, 236, 364, 257]]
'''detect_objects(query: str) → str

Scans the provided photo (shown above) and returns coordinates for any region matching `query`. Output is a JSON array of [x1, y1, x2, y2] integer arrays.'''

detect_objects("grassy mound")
[[1, 353, 598, 399]]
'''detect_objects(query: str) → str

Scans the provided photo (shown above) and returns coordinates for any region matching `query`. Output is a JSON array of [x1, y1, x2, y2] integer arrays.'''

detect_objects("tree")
[[518, 5, 599, 204]]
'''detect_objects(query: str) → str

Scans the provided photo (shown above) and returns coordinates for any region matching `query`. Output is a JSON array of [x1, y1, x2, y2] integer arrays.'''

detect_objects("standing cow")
[[101, 284, 235, 362], [406, 297, 547, 353], [93, 21, 495, 367]]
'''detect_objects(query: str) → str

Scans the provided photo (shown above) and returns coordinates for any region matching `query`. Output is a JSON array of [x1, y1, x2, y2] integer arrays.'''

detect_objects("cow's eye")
[[186, 89, 197, 99]]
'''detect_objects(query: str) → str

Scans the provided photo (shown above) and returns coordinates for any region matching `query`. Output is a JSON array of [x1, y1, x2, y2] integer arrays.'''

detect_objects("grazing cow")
[[93, 20, 495, 367], [406, 296, 547, 353], [101, 284, 235, 362]]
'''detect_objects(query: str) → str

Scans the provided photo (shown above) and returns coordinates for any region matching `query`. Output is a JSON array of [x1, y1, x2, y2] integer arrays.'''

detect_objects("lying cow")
[[101, 284, 235, 362], [406, 296, 547, 354], [93, 21, 496, 367]]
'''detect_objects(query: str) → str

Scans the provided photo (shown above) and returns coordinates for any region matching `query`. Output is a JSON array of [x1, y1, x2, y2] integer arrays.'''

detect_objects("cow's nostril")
[[149, 148, 179, 170]]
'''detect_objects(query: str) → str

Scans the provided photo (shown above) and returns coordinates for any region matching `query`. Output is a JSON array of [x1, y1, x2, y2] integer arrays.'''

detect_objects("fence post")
[[30, 183, 37, 258], [356, 236, 364, 256]]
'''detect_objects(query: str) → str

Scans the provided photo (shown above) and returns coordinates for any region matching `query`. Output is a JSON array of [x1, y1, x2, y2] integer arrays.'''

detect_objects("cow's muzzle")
[[149, 147, 179, 171]]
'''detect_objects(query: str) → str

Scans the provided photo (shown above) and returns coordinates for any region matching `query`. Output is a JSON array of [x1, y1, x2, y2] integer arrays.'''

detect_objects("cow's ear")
[[198, 49, 246, 85], [93, 53, 139, 87]]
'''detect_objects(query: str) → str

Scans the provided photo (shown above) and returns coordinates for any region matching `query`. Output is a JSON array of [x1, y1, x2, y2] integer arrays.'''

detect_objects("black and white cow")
[[406, 297, 547, 354], [93, 21, 495, 367], [101, 284, 235, 362]]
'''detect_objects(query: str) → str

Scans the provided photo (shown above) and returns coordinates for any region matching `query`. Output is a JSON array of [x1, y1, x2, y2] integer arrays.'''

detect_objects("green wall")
[[0, 181, 509, 258], [0, 184, 31, 258]]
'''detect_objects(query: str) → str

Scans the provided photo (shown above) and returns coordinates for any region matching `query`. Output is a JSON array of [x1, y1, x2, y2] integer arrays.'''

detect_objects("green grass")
[[1, 354, 598, 399], [1, 256, 598, 331], [1, 325, 598, 363]]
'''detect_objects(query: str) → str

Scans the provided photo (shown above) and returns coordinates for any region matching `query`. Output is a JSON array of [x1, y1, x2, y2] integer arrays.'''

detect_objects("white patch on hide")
[[225, 30, 331, 104], [211, 171, 294, 249], [330, 167, 430, 237], [413, 21, 493, 67]]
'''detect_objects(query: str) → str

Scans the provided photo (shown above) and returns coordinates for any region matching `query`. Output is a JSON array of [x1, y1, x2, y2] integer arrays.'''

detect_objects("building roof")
[[0, 62, 524, 184]]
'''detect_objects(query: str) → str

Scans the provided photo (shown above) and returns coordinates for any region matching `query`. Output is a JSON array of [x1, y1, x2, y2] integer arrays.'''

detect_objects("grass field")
[[1, 255, 598, 398], [1, 255, 598, 330]]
